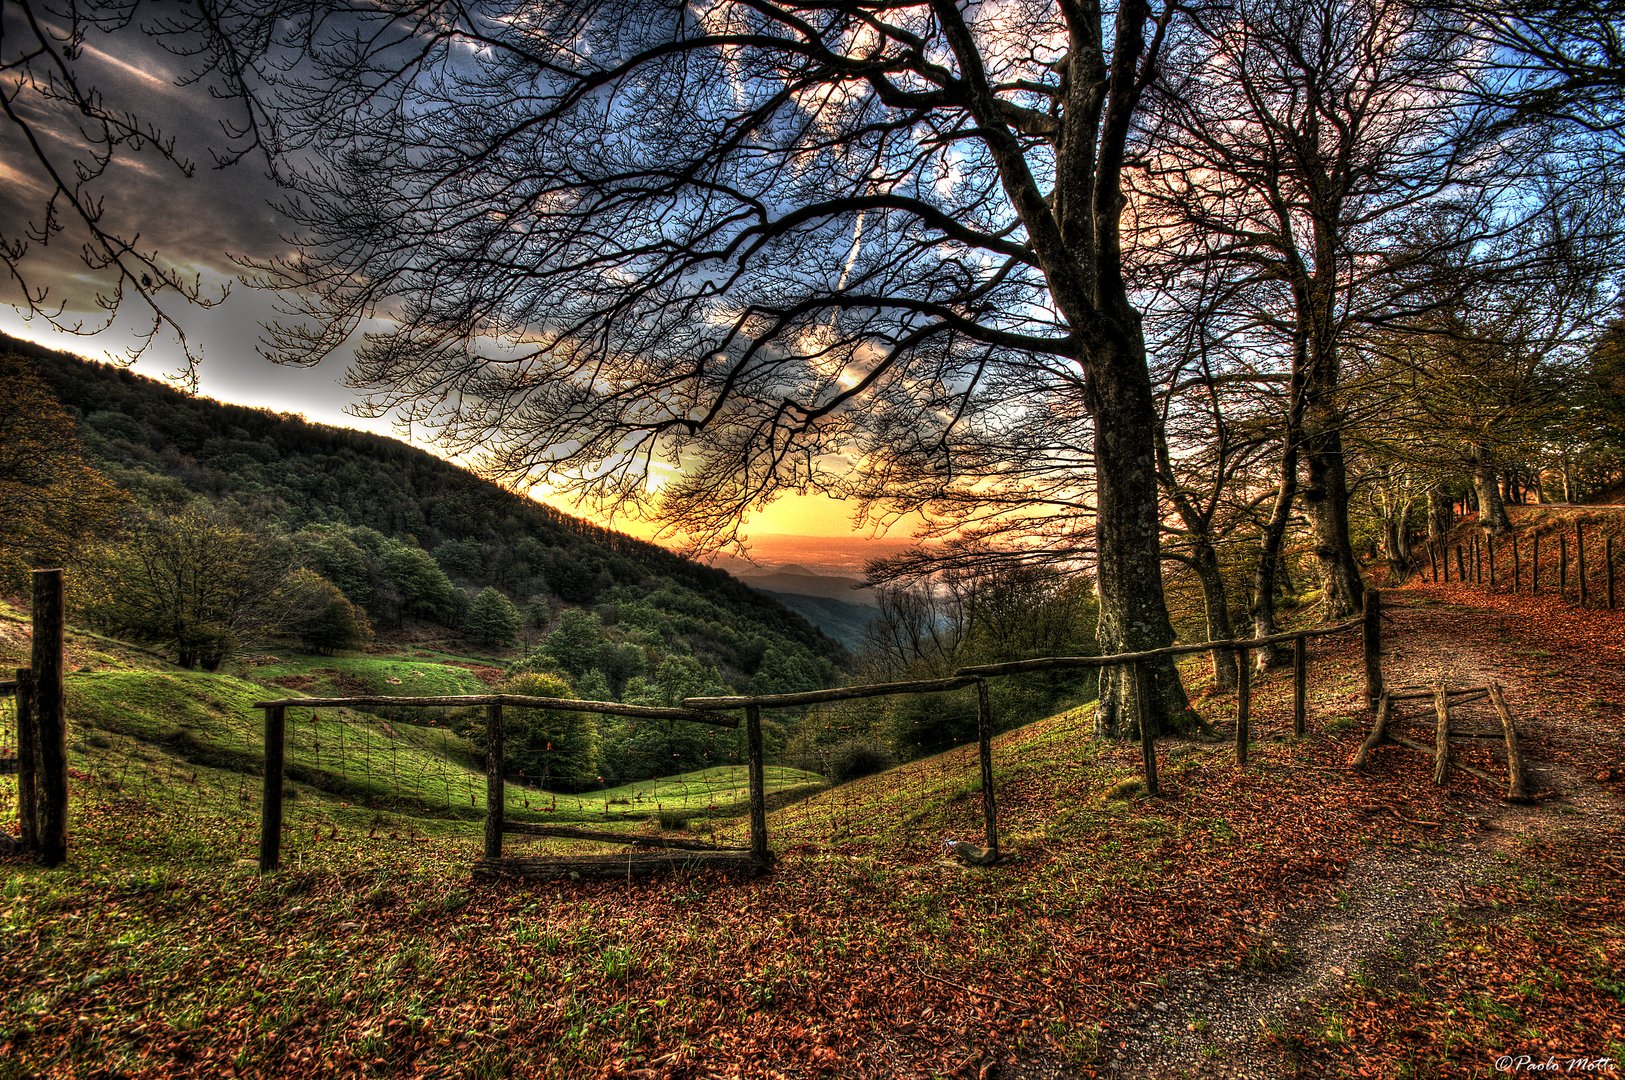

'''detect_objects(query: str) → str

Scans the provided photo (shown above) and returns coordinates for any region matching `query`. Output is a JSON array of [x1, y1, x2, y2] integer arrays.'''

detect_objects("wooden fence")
[[248, 693, 738, 876], [253, 591, 1384, 879], [1426, 521, 1617, 609]]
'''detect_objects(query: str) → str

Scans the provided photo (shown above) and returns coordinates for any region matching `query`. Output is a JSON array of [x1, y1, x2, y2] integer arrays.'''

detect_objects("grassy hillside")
[[246, 654, 499, 697], [2, 602, 821, 836]]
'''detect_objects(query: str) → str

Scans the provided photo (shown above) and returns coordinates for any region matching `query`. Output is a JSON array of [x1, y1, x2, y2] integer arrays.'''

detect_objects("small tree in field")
[[280, 568, 374, 654], [496, 672, 600, 792], [80, 503, 292, 669], [465, 587, 521, 648]]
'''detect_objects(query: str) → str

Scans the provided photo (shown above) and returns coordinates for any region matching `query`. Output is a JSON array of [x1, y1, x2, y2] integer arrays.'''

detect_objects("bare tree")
[[1464, 0, 1625, 145], [1138, 0, 1515, 620], [223, 0, 1202, 735], [1350, 191, 1623, 535], [1139, 263, 1281, 685]]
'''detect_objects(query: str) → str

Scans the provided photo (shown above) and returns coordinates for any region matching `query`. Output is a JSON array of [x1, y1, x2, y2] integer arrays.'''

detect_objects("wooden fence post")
[[745, 705, 768, 867], [1427, 543, 1439, 582], [1532, 533, 1541, 594], [16, 668, 36, 851], [975, 680, 998, 860], [1362, 589, 1383, 709], [1576, 522, 1588, 607], [1234, 646, 1251, 766], [1472, 534, 1481, 584], [1560, 533, 1569, 592], [1133, 663, 1159, 796], [1608, 535, 1617, 610], [1455, 545, 1466, 581], [31, 570, 67, 867], [1512, 535, 1521, 593], [1488, 683, 1529, 802], [1432, 686, 1450, 786], [485, 703, 504, 862], [260, 705, 286, 873], [1487, 536, 1496, 590], [1292, 637, 1308, 737]]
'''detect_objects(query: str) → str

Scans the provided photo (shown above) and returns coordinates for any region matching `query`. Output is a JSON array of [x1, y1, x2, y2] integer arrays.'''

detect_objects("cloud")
[[0, 10, 301, 394]]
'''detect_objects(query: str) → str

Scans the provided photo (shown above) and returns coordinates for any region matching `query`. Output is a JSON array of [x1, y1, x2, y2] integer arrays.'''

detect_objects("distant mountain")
[[763, 592, 878, 653], [718, 534, 916, 577], [718, 562, 879, 651], [730, 566, 878, 607], [9, 335, 846, 694]]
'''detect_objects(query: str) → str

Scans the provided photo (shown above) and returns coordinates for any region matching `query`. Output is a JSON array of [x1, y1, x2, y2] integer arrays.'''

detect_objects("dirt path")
[[1095, 586, 1625, 1079]]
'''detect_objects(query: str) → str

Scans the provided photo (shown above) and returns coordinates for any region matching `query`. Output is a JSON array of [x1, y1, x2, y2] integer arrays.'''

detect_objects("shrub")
[[280, 568, 374, 654], [496, 671, 600, 791], [826, 737, 895, 783]]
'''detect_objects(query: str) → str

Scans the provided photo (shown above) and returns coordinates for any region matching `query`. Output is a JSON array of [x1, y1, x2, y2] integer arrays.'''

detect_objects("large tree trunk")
[[1427, 486, 1454, 544], [1193, 541, 1239, 690], [1034, 3, 1192, 741], [1087, 322, 1198, 739], [1300, 416, 1363, 617], [1298, 272, 1364, 620], [1252, 439, 1299, 670], [1472, 443, 1512, 534]]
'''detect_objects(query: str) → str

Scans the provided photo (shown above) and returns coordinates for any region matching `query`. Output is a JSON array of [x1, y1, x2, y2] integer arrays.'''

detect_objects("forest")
[[2, 337, 857, 785]]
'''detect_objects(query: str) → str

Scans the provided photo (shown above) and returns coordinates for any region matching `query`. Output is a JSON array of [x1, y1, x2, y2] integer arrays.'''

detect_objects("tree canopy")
[[212, 0, 1215, 733]]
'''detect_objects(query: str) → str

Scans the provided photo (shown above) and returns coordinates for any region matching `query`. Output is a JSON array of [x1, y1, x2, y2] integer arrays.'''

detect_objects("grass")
[[2, 586, 1619, 1077], [511, 765, 824, 826], [55, 660, 824, 836], [67, 668, 492, 820], [239, 653, 496, 699]]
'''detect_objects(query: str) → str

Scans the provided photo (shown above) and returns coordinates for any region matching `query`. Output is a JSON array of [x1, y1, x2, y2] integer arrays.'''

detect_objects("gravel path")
[[1087, 587, 1625, 1078]]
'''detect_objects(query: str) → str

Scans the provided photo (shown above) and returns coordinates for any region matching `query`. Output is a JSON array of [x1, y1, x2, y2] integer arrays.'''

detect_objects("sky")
[[0, 8, 883, 550]]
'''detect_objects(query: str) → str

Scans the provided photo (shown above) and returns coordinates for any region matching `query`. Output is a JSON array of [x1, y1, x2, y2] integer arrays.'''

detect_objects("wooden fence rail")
[[949, 617, 1365, 678], [683, 675, 977, 711], [250, 693, 734, 727], [255, 593, 1383, 877]]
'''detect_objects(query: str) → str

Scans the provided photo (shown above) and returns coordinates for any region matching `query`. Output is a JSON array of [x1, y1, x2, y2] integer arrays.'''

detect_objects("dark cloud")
[[0, 3, 430, 444], [0, 3, 322, 409]]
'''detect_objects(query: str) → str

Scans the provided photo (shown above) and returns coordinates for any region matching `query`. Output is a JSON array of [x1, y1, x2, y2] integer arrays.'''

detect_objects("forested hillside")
[[5, 336, 844, 710]]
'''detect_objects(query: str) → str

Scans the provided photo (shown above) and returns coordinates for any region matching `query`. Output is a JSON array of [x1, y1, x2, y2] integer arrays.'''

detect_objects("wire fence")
[[265, 707, 820, 865], [57, 704, 494, 868], [9, 585, 1382, 876], [73, 731, 262, 867]]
